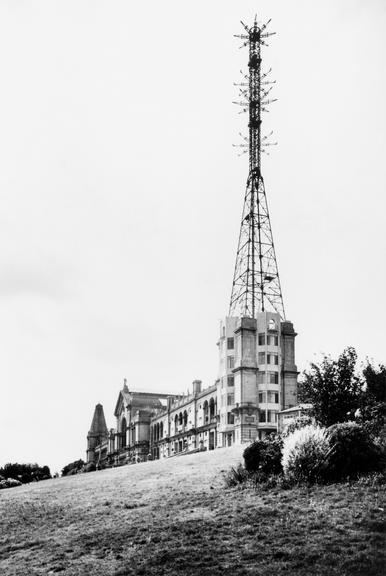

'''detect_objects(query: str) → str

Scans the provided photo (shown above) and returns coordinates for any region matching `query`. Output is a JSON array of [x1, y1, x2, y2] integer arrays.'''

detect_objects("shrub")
[[243, 436, 283, 475], [0, 463, 51, 483], [61, 459, 85, 477], [0, 478, 22, 490], [282, 425, 330, 483], [322, 422, 385, 482], [282, 415, 313, 438], [84, 462, 96, 473], [224, 464, 250, 487]]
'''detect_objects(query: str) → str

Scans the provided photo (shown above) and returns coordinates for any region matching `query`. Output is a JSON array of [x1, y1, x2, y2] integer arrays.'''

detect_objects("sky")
[[0, 0, 385, 474]]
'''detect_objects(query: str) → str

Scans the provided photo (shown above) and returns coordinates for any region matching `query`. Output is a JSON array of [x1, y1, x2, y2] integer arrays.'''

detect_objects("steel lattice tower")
[[229, 17, 285, 320]]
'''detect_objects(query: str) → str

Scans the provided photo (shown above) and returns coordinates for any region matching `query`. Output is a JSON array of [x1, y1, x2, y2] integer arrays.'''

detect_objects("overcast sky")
[[0, 0, 385, 474]]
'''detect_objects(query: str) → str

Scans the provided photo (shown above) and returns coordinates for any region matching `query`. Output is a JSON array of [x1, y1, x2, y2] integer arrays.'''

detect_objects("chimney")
[[192, 380, 202, 396]]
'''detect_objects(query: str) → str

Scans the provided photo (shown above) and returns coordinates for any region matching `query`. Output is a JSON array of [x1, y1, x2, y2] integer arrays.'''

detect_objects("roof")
[[278, 404, 313, 415], [114, 388, 175, 417], [88, 404, 108, 436]]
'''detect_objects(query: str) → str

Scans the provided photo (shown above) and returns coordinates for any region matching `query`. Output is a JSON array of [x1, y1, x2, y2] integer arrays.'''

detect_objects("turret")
[[86, 404, 108, 464]]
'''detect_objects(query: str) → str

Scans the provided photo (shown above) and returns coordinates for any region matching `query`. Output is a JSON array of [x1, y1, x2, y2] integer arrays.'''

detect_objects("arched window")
[[174, 414, 178, 431], [183, 410, 188, 426], [160, 421, 163, 438], [121, 417, 127, 448], [203, 400, 209, 423], [209, 397, 215, 419], [178, 412, 183, 425]]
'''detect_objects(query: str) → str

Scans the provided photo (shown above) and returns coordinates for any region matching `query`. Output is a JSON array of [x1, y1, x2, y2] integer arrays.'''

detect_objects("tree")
[[61, 459, 85, 477], [298, 347, 362, 427], [358, 361, 386, 436], [362, 361, 386, 403], [0, 463, 51, 483]]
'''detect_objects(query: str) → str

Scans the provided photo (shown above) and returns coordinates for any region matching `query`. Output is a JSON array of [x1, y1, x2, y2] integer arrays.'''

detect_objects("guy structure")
[[87, 18, 298, 467]]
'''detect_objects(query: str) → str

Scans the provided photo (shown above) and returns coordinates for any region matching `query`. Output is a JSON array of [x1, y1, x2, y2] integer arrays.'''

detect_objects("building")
[[87, 311, 297, 466], [86, 18, 299, 468]]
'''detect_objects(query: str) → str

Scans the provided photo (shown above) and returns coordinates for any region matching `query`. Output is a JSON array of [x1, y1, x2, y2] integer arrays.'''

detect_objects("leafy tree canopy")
[[0, 463, 51, 483], [61, 459, 85, 477], [298, 347, 362, 427], [299, 347, 386, 432]]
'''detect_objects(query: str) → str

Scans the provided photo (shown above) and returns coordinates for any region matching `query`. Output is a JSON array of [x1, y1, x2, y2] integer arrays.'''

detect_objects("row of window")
[[221, 393, 235, 407], [226, 353, 279, 370], [258, 333, 279, 346], [258, 391, 279, 404], [257, 371, 279, 384], [258, 352, 279, 365], [220, 409, 278, 424], [220, 412, 235, 425], [260, 410, 278, 423], [226, 333, 278, 350], [222, 373, 278, 388]]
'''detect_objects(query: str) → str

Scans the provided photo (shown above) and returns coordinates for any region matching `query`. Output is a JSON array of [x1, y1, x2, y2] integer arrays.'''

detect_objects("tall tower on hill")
[[216, 17, 298, 447], [230, 17, 284, 319]]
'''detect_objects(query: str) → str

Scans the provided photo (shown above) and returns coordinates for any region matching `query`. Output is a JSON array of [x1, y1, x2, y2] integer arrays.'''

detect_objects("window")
[[258, 333, 265, 345], [227, 393, 235, 406], [268, 319, 276, 330], [258, 392, 266, 403], [227, 337, 234, 350], [268, 410, 278, 423], [227, 412, 235, 425], [267, 391, 279, 403], [227, 375, 234, 387], [267, 353, 278, 365], [227, 356, 234, 369], [258, 352, 265, 364], [268, 334, 278, 346], [260, 411, 266, 423], [257, 372, 265, 384], [268, 371, 279, 384]]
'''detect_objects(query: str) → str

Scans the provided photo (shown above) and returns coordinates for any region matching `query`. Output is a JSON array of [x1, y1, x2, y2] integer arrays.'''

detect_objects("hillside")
[[0, 445, 385, 576]]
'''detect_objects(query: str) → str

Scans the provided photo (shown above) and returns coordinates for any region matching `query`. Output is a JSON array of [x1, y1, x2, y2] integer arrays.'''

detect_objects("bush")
[[322, 422, 385, 482], [282, 415, 313, 438], [243, 436, 283, 475], [224, 464, 250, 487], [282, 425, 330, 483], [0, 478, 22, 490], [61, 459, 85, 477], [0, 463, 51, 483], [84, 462, 96, 473]]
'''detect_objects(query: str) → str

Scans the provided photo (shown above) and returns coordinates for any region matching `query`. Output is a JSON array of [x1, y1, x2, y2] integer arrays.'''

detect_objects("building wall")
[[89, 314, 298, 466]]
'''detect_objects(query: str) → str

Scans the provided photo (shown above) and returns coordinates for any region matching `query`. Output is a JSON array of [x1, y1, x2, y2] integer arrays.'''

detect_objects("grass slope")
[[0, 445, 385, 576]]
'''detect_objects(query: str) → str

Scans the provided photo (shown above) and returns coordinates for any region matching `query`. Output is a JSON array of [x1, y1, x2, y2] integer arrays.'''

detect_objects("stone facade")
[[87, 313, 298, 467]]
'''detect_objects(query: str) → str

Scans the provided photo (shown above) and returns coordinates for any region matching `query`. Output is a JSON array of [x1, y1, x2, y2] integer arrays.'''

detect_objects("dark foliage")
[[0, 477, 22, 489], [363, 361, 386, 403], [223, 464, 251, 487], [61, 459, 85, 477], [84, 462, 96, 473], [359, 362, 386, 436], [243, 436, 283, 475], [322, 422, 385, 482], [0, 463, 51, 483], [281, 415, 313, 437], [298, 347, 362, 427]]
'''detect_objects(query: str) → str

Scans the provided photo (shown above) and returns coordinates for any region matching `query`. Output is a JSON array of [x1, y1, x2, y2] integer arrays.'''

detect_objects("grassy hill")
[[0, 445, 385, 575]]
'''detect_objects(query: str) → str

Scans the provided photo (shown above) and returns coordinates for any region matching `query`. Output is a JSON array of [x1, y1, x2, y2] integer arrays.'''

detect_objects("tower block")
[[217, 17, 298, 446]]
